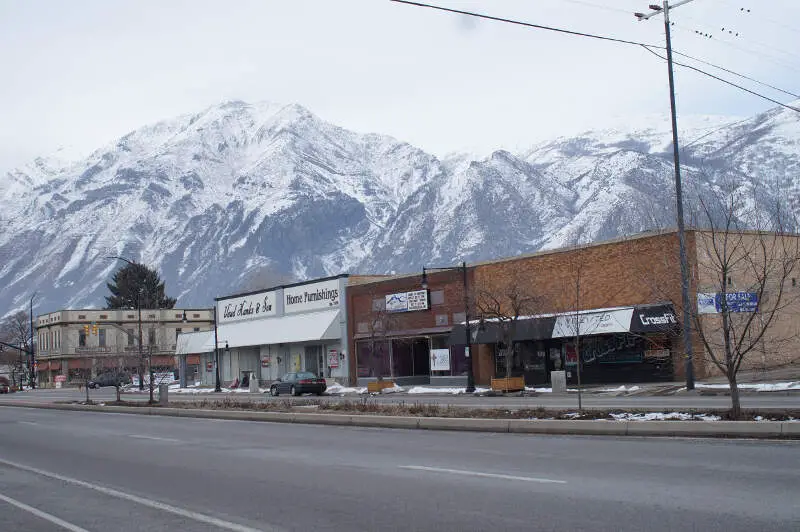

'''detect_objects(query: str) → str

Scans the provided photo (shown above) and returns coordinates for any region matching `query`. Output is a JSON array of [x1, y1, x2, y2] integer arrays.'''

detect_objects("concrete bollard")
[[159, 383, 169, 406], [550, 371, 567, 394]]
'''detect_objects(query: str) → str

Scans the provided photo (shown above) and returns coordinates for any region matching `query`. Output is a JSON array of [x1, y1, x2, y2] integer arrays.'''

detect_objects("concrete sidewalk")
[[3, 401, 798, 440]]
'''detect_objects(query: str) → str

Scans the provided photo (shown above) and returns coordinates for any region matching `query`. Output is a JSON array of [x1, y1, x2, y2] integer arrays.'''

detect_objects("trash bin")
[[550, 371, 567, 394]]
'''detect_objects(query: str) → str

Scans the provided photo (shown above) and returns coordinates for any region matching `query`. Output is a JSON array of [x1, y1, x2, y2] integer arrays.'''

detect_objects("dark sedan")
[[269, 372, 326, 396]]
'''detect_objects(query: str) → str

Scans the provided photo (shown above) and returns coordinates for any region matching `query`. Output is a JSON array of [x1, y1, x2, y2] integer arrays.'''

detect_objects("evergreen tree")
[[105, 263, 177, 309]]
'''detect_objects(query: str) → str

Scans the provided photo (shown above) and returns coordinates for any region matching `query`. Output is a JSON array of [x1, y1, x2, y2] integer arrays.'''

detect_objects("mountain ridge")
[[1, 99, 798, 318]]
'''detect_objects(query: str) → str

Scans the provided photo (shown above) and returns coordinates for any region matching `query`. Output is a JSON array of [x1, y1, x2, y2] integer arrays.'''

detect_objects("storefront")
[[216, 275, 351, 385], [347, 270, 474, 387], [449, 304, 678, 385]]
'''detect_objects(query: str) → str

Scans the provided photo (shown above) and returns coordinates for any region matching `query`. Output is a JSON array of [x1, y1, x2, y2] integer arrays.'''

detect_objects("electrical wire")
[[389, 0, 665, 48], [671, 49, 800, 99], [641, 46, 800, 113], [390, 1, 800, 113]]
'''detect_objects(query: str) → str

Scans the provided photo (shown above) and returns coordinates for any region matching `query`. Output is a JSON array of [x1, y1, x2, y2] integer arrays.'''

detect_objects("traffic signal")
[[83, 324, 90, 336], [92, 323, 98, 335]]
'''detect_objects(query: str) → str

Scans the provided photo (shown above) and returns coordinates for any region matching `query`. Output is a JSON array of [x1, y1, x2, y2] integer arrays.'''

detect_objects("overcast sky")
[[1, 0, 798, 173]]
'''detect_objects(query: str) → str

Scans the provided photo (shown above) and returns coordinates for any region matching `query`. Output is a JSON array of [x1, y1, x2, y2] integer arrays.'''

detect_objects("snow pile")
[[601, 385, 641, 393], [696, 381, 800, 392], [609, 412, 722, 422], [325, 383, 367, 395]]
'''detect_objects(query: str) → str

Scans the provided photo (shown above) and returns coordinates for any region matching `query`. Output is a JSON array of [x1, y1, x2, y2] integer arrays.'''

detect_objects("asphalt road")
[[2, 387, 799, 411], [0, 406, 798, 531]]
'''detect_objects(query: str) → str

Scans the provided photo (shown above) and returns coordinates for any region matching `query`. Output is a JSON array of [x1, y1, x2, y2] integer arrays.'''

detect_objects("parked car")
[[269, 372, 326, 396], [0, 376, 9, 394], [87, 372, 131, 389]]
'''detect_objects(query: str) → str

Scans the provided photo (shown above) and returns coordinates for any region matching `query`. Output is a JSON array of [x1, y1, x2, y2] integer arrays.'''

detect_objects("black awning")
[[629, 304, 679, 334], [447, 316, 555, 346]]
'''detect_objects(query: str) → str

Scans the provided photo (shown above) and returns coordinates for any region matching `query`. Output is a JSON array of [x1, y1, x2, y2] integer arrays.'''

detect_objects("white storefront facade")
[[214, 275, 351, 385]]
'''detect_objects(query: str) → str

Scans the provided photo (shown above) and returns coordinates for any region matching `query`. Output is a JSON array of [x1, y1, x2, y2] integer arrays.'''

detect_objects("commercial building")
[[208, 275, 360, 386], [34, 308, 214, 386], [346, 230, 800, 387]]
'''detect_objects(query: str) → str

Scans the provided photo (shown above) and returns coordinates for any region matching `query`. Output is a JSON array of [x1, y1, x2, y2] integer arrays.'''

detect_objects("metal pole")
[[461, 262, 475, 393], [29, 293, 36, 389], [663, 0, 695, 389], [213, 307, 221, 392], [137, 292, 144, 391]]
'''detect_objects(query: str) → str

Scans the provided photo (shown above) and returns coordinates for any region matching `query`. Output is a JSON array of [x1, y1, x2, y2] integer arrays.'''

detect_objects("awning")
[[218, 309, 342, 348], [67, 358, 90, 369], [50, 360, 61, 371], [38, 362, 50, 372], [151, 355, 175, 366], [448, 304, 676, 345], [175, 331, 215, 355]]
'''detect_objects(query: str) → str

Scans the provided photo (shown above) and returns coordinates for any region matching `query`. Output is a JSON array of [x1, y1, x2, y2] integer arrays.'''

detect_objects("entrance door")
[[304, 345, 322, 377], [520, 342, 548, 386]]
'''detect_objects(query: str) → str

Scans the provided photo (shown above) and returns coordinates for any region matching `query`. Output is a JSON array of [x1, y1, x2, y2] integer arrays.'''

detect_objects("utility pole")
[[635, 0, 696, 390], [29, 292, 37, 389]]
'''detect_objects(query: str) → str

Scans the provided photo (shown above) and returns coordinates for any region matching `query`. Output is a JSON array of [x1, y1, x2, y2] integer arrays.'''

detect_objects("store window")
[[356, 340, 391, 378], [148, 328, 156, 345], [79, 330, 87, 347], [391, 338, 430, 377], [127, 329, 135, 346], [98, 328, 106, 347]]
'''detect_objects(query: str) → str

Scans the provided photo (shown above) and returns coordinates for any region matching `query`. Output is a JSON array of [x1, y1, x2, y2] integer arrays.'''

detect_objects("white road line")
[[0, 492, 90, 532], [127, 434, 182, 443], [18, 421, 39, 426], [0, 457, 284, 532], [400, 465, 567, 484]]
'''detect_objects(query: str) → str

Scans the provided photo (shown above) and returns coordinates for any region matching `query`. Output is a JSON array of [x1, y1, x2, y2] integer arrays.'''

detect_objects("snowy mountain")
[[2, 99, 799, 317]]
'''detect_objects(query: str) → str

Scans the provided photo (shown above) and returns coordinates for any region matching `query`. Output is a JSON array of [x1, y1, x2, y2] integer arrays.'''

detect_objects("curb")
[[2, 402, 796, 439]]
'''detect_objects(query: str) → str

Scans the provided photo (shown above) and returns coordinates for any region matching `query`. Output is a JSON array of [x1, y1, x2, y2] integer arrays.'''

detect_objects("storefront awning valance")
[[448, 304, 677, 345], [175, 331, 216, 355], [218, 309, 342, 349]]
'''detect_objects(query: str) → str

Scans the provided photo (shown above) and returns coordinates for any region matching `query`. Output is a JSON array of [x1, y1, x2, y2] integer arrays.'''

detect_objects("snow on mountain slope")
[[1, 100, 798, 318]]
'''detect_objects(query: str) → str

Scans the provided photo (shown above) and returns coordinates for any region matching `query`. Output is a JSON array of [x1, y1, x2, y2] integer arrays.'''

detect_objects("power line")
[[671, 49, 800, 99], [389, 0, 664, 48], [641, 46, 800, 113], [391, 1, 800, 113]]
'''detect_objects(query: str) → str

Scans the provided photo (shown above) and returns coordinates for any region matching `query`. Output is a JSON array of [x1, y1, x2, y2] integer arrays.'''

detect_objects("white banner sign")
[[284, 279, 341, 314], [217, 290, 277, 324], [430, 349, 451, 371], [385, 290, 429, 312], [551, 308, 633, 338]]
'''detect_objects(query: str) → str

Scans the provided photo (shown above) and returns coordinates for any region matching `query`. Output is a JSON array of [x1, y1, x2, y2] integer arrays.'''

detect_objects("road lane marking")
[[0, 458, 284, 532], [0, 491, 90, 532], [400, 465, 567, 484], [18, 421, 39, 426], [128, 434, 182, 443]]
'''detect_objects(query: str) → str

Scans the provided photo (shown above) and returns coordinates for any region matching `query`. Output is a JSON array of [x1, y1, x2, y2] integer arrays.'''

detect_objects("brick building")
[[346, 230, 800, 387]]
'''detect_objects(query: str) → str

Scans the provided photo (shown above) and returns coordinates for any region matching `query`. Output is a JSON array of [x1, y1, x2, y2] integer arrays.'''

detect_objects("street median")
[[3, 401, 797, 439]]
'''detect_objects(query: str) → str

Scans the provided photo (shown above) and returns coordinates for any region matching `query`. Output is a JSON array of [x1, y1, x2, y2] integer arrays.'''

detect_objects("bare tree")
[[0, 311, 32, 389], [474, 271, 544, 382], [692, 193, 800, 418], [363, 292, 401, 381]]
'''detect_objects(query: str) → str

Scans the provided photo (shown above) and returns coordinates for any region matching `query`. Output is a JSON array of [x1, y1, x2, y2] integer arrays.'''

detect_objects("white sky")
[[1, 0, 798, 173]]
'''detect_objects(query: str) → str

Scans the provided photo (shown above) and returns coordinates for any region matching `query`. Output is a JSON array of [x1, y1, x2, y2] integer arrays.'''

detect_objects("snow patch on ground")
[[325, 383, 367, 395], [696, 381, 800, 392], [601, 385, 641, 393], [609, 412, 723, 422], [406, 386, 490, 395]]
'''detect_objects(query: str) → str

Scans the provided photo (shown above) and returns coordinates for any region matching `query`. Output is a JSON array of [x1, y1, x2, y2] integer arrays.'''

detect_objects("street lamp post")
[[421, 262, 475, 393], [29, 291, 37, 389], [213, 306, 222, 392]]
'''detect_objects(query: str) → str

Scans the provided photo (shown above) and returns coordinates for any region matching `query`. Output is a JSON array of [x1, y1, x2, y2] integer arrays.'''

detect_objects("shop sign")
[[430, 349, 450, 371], [552, 308, 633, 338], [385, 290, 429, 313], [697, 292, 758, 314], [206, 362, 213, 372], [218, 289, 277, 324], [284, 279, 340, 314], [55, 375, 67, 383], [631, 306, 678, 333], [261, 356, 270, 368], [327, 349, 339, 368]]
